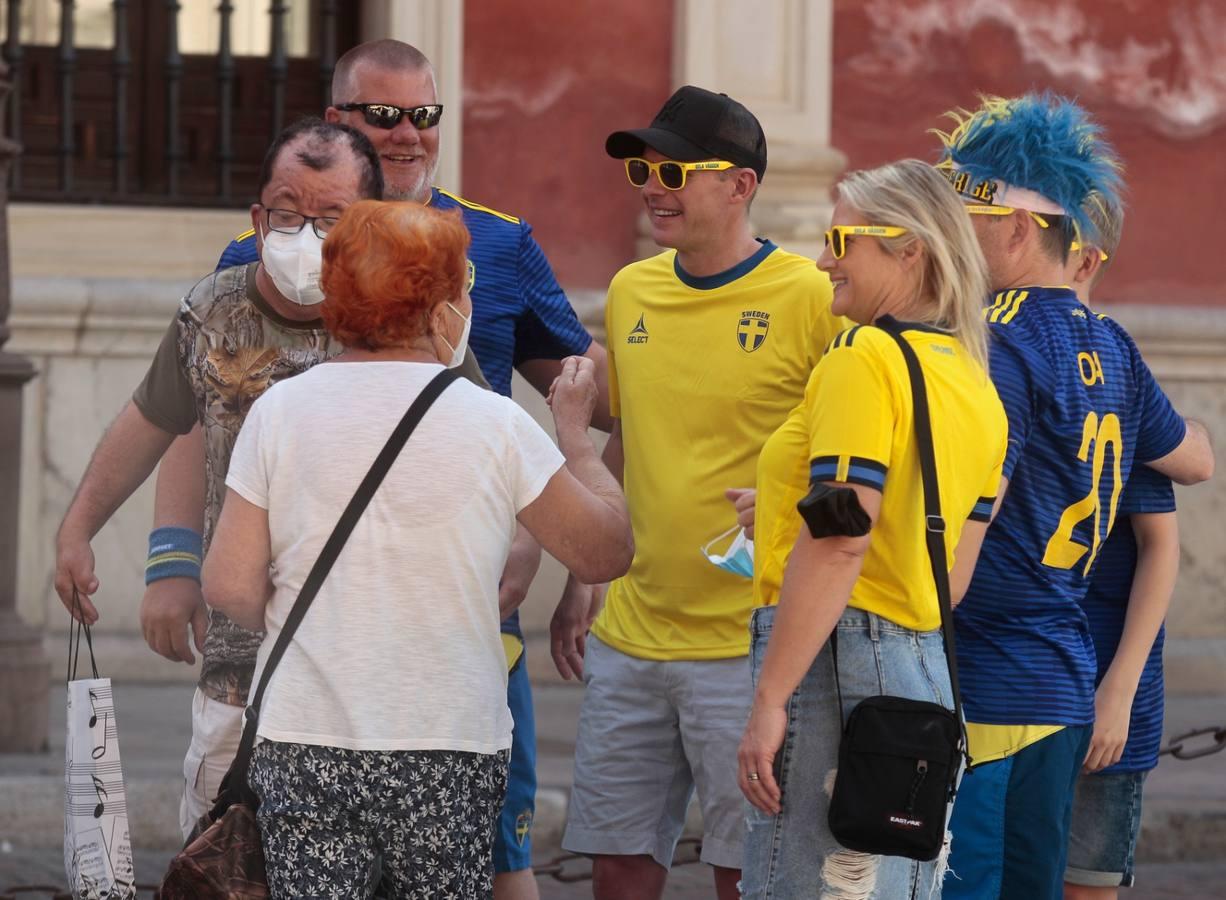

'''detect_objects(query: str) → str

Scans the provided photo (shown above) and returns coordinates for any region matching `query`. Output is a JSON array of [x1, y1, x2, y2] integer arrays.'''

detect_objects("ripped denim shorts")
[[740, 604, 958, 900]]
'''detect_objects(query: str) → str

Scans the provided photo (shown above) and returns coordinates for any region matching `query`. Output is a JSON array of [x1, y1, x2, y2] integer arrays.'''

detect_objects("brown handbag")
[[158, 804, 268, 899], [156, 369, 459, 899]]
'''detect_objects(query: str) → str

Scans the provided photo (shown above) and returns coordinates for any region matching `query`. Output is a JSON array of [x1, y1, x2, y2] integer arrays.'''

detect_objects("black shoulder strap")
[[875, 320, 968, 755], [214, 367, 460, 814]]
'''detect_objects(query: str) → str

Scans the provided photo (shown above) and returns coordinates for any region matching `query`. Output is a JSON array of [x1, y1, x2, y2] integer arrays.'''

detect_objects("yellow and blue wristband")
[[145, 526, 203, 584]]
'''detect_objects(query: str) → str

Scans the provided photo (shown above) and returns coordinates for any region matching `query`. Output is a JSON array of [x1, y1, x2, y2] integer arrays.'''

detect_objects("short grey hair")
[[331, 39, 436, 104]]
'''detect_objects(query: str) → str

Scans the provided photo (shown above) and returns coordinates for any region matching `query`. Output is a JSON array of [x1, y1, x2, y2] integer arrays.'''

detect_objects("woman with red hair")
[[203, 201, 632, 898]]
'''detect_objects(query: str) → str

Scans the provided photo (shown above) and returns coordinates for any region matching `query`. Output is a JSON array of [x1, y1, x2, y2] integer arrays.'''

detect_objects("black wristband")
[[797, 482, 872, 539]]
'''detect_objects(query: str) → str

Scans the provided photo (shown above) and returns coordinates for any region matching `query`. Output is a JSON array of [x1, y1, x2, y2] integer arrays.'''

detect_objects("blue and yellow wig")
[[933, 93, 1124, 246]]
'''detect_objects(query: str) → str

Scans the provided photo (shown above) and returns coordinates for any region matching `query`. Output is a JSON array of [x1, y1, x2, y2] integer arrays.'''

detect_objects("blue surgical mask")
[[701, 524, 754, 579]]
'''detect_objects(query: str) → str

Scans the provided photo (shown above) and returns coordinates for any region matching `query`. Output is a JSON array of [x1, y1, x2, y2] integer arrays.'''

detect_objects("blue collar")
[[991, 285, 1077, 303], [674, 239, 777, 290]]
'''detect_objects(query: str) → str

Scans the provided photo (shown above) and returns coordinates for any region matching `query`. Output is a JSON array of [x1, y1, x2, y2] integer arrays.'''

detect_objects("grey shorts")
[[561, 635, 751, 869]]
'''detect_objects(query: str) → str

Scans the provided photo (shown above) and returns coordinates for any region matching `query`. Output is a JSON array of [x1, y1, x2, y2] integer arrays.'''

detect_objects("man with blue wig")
[[934, 94, 1214, 899]]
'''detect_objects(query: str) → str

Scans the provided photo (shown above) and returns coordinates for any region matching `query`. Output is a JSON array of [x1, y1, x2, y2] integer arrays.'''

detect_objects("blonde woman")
[[737, 159, 1007, 898]]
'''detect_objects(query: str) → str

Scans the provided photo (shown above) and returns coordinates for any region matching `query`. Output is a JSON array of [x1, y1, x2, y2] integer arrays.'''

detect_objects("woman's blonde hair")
[[836, 159, 991, 372]]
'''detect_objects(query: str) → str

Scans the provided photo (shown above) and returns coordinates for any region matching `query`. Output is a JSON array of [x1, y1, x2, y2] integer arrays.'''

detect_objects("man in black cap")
[[550, 85, 843, 899]]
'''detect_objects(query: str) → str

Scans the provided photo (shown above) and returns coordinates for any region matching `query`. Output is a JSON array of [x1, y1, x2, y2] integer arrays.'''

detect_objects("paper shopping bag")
[[64, 603, 136, 899]]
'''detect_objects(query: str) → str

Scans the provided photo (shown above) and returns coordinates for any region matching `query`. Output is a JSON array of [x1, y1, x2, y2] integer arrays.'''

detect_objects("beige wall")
[[1098, 305, 1226, 693], [10, 204, 246, 681]]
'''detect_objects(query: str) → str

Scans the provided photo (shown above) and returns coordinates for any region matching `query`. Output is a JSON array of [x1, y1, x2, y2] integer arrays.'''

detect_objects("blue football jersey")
[[217, 188, 593, 635], [956, 287, 1185, 726], [1081, 463, 1175, 773]]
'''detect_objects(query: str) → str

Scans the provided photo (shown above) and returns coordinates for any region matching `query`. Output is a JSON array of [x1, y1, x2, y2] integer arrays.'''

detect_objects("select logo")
[[627, 314, 649, 344]]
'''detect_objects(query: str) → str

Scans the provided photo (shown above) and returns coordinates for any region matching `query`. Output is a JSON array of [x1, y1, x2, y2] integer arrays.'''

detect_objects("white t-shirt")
[[225, 361, 565, 754]]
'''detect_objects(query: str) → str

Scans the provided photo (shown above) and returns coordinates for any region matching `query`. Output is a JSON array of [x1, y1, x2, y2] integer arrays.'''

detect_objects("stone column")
[[361, 0, 465, 194], [639, 0, 845, 259], [0, 67, 48, 752]]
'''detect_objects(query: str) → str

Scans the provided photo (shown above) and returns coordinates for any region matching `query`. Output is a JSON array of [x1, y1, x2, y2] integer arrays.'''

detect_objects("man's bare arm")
[[154, 426, 206, 532], [1083, 511, 1180, 772], [517, 341, 614, 433], [55, 401, 177, 623], [550, 418, 624, 679], [1146, 418, 1215, 486], [499, 523, 543, 621]]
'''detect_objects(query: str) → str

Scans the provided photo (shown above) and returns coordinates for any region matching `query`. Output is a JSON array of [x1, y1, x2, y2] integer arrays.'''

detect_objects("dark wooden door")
[[9, 0, 360, 205]]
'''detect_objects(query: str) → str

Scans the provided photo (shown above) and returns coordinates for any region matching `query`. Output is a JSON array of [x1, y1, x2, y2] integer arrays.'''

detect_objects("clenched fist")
[[547, 355, 598, 435]]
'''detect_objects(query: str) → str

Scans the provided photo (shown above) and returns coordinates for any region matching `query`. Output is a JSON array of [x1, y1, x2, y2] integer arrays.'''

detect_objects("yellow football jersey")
[[591, 241, 844, 660], [754, 320, 1008, 632], [965, 723, 1065, 765]]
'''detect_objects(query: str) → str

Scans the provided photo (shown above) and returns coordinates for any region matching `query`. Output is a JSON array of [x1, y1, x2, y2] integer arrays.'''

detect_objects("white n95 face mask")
[[261, 225, 325, 306], [440, 301, 472, 369], [701, 524, 755, 579]]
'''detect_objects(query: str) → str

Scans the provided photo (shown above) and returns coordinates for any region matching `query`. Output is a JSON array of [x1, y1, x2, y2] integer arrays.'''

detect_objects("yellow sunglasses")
[[624, 157, 736, 191], [964, 203, 1051, 229], [823, 225, 909, 259], [1069, 241, 1110, 262], [966, 203, 1108, 260]]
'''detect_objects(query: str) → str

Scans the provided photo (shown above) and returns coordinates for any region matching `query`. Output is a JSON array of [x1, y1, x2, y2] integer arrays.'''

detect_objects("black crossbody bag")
[[826, 321, 971, 862]]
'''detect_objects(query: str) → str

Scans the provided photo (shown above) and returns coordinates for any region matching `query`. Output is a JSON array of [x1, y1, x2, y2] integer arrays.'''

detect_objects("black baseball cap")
[[606, 85, 767, 181]]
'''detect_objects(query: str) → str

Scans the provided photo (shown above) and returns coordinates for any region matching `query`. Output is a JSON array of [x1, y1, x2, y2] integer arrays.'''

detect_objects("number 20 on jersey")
[[1043, 411, 1123, 575]]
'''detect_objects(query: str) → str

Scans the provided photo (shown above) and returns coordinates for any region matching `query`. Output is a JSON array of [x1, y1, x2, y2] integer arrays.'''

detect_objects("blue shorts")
[[1065, 770, 1147, 888], [493, 653, 536, 873], [945, 725, 1092, 900]]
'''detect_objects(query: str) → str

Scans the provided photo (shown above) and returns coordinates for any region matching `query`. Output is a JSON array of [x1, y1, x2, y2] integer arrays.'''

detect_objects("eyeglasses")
[[264, 208, 338, 239], [823, 225, 909, 259], [964, 203, 1051, 229], [624, 157, 735, 191], [1069, 241, 1110, 262], [334, 102, 444, 130]]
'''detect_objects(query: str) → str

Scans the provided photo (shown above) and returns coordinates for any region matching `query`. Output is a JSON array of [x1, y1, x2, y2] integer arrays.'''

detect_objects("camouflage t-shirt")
[[133, 263, 340, 705], [134, 263, 491, 705]]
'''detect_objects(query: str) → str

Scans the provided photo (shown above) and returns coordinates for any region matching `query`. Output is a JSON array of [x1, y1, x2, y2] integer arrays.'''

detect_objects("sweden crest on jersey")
[[738, 310, 770, 352]]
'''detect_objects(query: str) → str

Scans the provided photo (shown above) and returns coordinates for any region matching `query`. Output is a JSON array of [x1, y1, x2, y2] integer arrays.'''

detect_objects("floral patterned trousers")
[[248, 740, 509, 899]]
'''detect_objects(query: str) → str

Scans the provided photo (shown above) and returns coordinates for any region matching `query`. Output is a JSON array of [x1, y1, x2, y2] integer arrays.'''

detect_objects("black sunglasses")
[[335, 102, 444, 131]]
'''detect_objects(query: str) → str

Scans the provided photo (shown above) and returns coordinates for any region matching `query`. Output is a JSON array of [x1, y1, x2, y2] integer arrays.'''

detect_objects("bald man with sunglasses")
[[145, 39, 609, 900]]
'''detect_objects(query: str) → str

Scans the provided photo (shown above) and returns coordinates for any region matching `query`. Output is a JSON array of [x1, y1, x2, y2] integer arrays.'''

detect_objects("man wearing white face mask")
[[53, 118, 488, 697], [258, 209, 327, 306]]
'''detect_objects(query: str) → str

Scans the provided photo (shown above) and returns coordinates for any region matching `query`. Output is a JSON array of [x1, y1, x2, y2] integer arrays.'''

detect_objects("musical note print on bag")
[[66, 648, 137, 899]]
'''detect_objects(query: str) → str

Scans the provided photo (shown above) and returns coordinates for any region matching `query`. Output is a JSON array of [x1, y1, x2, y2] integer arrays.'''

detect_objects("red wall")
[[831, 0, 1226, 306], [462, 0, 672, 291]]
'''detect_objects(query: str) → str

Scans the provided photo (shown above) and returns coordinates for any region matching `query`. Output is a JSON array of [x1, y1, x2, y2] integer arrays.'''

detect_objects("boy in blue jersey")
[[144, 40, 609, 900], [1062, 197, 1183, 898], [934, 94, 1215, 899]]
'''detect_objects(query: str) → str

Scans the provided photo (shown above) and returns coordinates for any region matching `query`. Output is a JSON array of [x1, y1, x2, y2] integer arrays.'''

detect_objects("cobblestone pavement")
[[1, 847, 1223, 899]]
